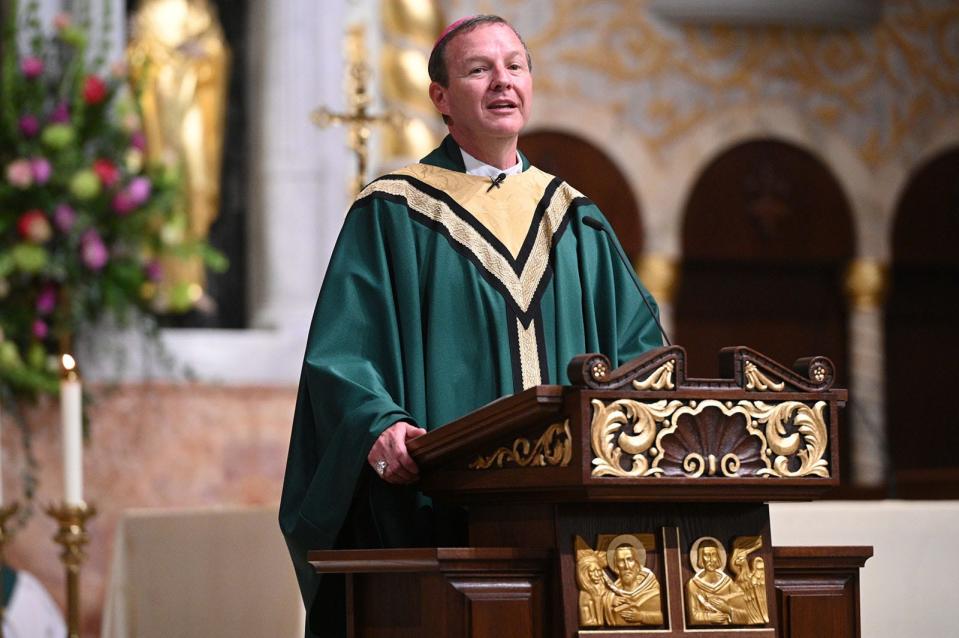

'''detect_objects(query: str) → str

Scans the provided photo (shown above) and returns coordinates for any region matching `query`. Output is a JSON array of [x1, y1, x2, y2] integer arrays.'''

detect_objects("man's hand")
[[367, 421, 427, 484]]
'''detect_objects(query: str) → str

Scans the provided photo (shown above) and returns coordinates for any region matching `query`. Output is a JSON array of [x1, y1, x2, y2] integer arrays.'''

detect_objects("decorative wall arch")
[[883, 113, 959, 239], [884, 144, 959, 497], [669, 104, 879, 260]]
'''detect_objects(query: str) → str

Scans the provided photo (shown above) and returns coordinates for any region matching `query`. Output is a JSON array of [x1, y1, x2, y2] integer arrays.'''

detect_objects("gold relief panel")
[[575, 534, 664, 627], [589, 398, 831, 479], [685, 536, 769, 626], [469, 420, 572, 469]]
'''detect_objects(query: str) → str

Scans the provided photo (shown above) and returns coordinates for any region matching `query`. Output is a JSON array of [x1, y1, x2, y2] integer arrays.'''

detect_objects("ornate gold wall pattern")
[[450, 0, 959, 168], [589, 398, 831, 478]]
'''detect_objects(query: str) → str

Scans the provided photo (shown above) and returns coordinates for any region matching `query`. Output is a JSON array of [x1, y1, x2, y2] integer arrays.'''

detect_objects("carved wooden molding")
[[569, 346, 836, 393]]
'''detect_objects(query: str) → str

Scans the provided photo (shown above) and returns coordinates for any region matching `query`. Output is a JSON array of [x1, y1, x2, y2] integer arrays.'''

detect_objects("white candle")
[[60, 354, 83, 505]]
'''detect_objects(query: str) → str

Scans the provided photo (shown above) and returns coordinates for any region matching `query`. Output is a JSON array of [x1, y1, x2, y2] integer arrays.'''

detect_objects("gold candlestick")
[[0, 502, 20, 638], [47, 502, 96, 638]]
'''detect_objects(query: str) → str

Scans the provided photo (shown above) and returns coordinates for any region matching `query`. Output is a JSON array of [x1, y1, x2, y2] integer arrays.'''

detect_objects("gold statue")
[[686, 536, 767, 626], [127, 0, 230, 308], [574, 534, 663, 627]]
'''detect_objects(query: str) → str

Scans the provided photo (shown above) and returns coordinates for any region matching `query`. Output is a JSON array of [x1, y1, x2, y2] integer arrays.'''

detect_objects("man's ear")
[[429, 81, 449, 116]]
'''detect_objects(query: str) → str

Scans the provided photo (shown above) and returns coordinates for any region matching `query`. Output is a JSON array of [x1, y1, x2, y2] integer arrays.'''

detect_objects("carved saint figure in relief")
[[685, 537, 753, 625], [575, 552, 606, 626], [729, 536, 770, 623], [602, 542, 664, 626], [575, 534, 664, 627]]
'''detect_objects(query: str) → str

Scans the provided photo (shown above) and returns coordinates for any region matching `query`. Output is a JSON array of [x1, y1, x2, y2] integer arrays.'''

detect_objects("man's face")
[[614, 547, 639, 586], [701, 546, 721, 572], [429, 23, 532, 149]]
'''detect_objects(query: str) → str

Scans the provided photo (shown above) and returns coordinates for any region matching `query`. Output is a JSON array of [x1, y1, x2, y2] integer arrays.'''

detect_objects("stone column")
[[248, 0, 349, 331], [844, 258, 889, 487]]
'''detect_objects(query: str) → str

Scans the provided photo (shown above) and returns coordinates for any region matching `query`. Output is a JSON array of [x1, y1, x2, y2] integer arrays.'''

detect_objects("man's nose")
[[490, 64, 511, 88]]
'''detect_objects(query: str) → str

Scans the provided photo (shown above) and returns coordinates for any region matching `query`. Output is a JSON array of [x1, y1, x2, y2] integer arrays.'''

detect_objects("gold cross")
[[311, 27, 406, 197]]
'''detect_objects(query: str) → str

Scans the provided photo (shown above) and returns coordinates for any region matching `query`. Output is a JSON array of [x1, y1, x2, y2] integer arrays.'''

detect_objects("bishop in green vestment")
[[279, 15, 663, 636]]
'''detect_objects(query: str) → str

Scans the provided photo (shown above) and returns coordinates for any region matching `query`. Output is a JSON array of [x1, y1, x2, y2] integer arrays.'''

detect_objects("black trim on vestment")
[[533, 306, 549, 384], [505, 306, 525, 394]]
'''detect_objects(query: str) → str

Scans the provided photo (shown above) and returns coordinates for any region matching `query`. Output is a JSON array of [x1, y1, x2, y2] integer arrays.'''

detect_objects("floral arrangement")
[[0, 1, 222, 404]]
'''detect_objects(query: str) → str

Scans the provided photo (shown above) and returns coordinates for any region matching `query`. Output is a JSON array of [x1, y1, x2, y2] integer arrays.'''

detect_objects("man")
[[280, 15, 663, 636], [602, 544, 663, 625]]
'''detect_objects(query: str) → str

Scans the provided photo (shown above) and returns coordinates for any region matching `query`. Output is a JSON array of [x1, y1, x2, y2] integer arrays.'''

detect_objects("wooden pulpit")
[[310, 346, 871, 637]]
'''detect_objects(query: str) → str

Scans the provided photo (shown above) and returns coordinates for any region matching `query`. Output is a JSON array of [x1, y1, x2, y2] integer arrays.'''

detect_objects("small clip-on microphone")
[[581, 216, 672, 346], [486, 172, 506, 192]]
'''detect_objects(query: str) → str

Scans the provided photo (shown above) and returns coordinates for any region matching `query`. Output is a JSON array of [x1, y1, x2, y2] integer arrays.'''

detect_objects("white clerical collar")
[[460, 148, 524, 177]]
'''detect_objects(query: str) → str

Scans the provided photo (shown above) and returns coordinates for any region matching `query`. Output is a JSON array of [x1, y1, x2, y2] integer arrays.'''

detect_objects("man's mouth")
[[487, 100, 517, 110]]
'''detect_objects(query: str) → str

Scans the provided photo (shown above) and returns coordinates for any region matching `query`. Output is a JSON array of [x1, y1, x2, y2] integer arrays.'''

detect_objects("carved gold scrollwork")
[[589, 398, 830, 479], [743, 361, 785, 392], [745, 401, 830, 478], [590, 399, 683, 477], [682, 452, 743, 477], [632, 359, 676, 390], [469, 420, 572, 470]]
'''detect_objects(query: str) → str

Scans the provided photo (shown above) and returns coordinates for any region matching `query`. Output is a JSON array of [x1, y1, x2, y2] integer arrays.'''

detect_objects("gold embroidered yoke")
[[356, 163, 585, 390]]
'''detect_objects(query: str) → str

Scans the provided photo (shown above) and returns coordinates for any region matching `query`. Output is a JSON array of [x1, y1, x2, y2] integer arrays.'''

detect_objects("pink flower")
[[20, 57, 44, 79], [93, 158, 119, 187], [36, 285, 58, 315], [145, 260, 163, 282], [127, 176, 152, 205], [130, 131, 147, 152], [31, 157, 52, 184], [50, 103, 70, 124], [81, 230, 109, 270], [19, 114, 40, 137], [53, 204, 77, 232], [112, 190, 136, 214], [6, 159, 33, 188], [32, 319, 49, 340], [17, 209, 53, 243]]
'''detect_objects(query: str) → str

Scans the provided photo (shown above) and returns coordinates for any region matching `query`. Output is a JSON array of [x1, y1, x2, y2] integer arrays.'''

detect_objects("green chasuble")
[[280, 136, 662, 633]]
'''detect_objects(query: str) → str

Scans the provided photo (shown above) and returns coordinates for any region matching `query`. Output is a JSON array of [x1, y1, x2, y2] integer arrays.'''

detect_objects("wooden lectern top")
[[408, 345, 847, 503]]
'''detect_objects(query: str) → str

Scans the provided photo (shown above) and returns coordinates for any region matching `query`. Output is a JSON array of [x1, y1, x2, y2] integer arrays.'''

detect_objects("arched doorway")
[[675, 139, 855, 478], [886, 147, 959, 498], [519, 130, 644, 262]]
